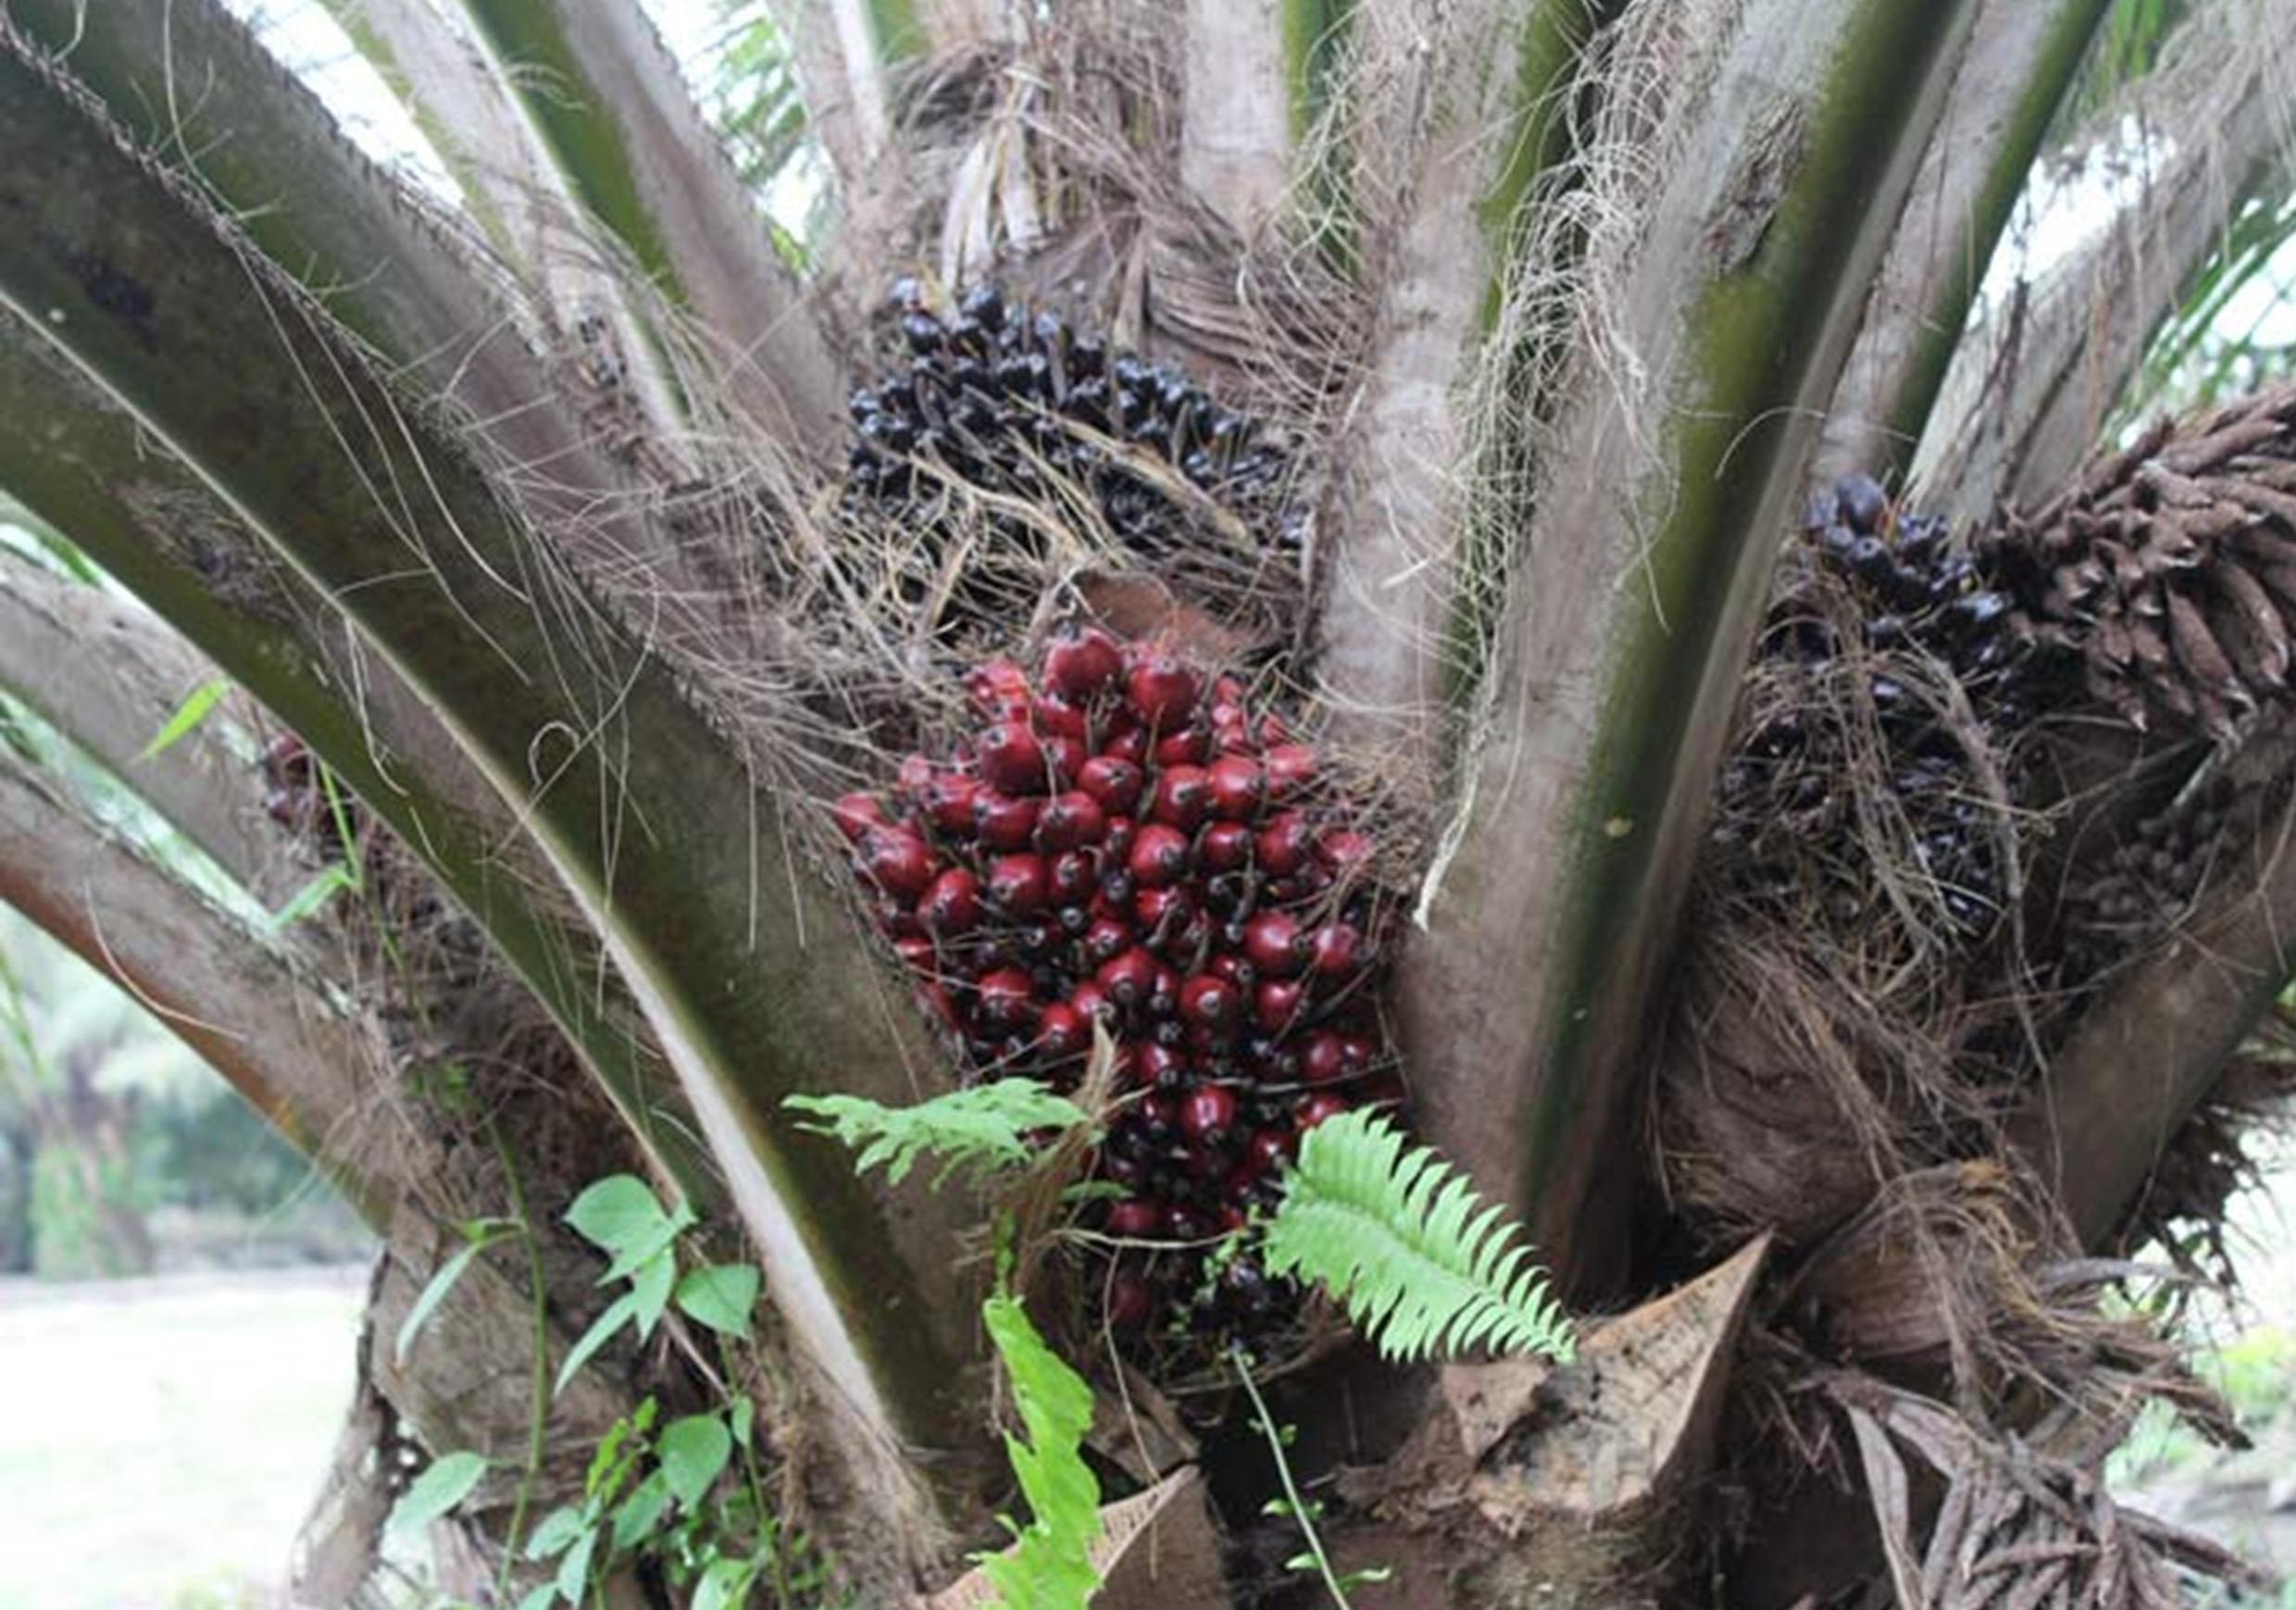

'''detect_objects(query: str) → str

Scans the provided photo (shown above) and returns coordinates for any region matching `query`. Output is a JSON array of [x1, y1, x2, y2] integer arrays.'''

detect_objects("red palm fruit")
[[896, 754, 935, 800], [1096, 947, 1158, 1009], [918, 772, 980, 837], [1033, 693, 1090, 739], [975, 967, 1037, 1033], [965, 657, 1032, 718], [1340, 1035, 1376, 1074], [1199, 819, 1254, 873], [1101, 724, 1149, 766], [1254, 977, 1306, 1033], [1206, 756, 1266, 820], [1264, 743, 1317, 800], [973, 792, 1041, 851], [1067, 980, 1113, 1026], [893, 935, 935, 973], [1301, 1030, 1347, 1085], [875, 902, 924, 942], [1242, 911, 1307, 977], [1150, 765, 1212, 830], [1036, 791, 1107, 851], [1207, 952, 1254, 988], [1133, 884, 1193, 937], [1154, 727, 1213, 768], [1036, 1002, 1088, 1062], [1296, 1092, 1351, 1130], [1104, 1198, 1161, 1239], [1137, 1092, 1177, 1136], [1179, 974, 1241, 1030], [830, 792, 885, 842], [915, 981, 961, 1031], [1043, 733, 1088, 786], [1048, 851, 1095, 906], [1105, 1268, 1155, 1329], [859, 829, 935, 901], [1136, 1043, 1185, 1089], [1147, 966, 1181, 1018], [1254, 810, 1313, 875], [1043, 627, 1125, 701], [919, 867, 982, 936], [1083, 916, 1133, 967], [1126, 650, 1200, 728], [977, 723, 1046, 793], [1077, 755, 1143, 815], [1362, 1076, 1407, 1110], [1217, 1205, 1250, 1235], [1102, 817, 1137, 865], [985, 853, 1049, 913], [1129, 824, 1191, 886], [1214, 720, 1257, 757], [1309, 922, 1365, 978], [1318, 828, 1375, 878], [1248, 1128, 1296, 1173]]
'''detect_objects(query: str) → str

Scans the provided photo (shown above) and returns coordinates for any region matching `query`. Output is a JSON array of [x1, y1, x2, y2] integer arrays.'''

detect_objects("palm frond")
[[1264, 1110, 1575, 1365]]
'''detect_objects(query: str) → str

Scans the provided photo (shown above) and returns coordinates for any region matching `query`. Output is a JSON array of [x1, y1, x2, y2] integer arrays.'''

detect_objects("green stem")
[[1231, 1350, 1355, 1610]]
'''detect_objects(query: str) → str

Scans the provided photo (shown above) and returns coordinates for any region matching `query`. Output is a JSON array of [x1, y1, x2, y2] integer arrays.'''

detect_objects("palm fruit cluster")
[[831, 627, 1400, 1353], [1974, 388, 2296, 743], [842, 282, 1301, 632], [258, 731, 360, 860], [1712, 474, 2026, 938]]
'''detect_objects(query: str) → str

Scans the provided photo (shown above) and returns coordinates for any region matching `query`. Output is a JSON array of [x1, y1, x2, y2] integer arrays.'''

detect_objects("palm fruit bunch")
[[258, 731, 360, 860], [841, 282, 1301, 634], [1972, 387, 2296, 743], [1711, 473, 2026, 938], [831, 626, 1400, 1355]]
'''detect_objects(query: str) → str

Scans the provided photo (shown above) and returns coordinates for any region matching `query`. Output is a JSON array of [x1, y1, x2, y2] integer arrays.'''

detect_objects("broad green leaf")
[[595, 1201, 695, 1285], [674, 1263, 760, 1339], [555, 1290, 640, 1397], [395, 1239, 493, 1364], [630, 1247, 675, 1341], [693, 1556, 755, 1610], [136, 677, 231, 761], [610, 1470, 671, 1554], [729, 1397, 755, 1451], [563, 1174, 668, 1255], [657, 1414, 733, 1509], [555, 1525, 598, 1605], [387, 1451, 488, 1534], [262, 863, 356, 932], [523, 1504, 588, 1561], [515, 1590, 555, 1610]]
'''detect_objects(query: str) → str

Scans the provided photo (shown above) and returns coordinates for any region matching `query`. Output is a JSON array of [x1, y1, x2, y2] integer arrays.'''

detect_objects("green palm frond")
[[784, 1080, 1091, 1189], [1264, 1109, 1575, 1365]]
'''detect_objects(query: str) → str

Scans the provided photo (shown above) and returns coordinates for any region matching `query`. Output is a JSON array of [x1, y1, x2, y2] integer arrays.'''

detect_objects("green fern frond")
[[783, 1080, 1090, 1189], [975, 1293, 1104, 1610], [1263, 1109, 1575, 1365]]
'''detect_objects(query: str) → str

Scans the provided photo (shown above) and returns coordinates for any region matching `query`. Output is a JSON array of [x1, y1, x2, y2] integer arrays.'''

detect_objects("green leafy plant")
[[1262, 1109, 1575, 1365], [556, 1174, 705, 1393], [1231, 1352, 1391, 1609], [135, 677, 231, 761], [784, 1080, 1091, 1189], [974, 1292, 1104, 1610]]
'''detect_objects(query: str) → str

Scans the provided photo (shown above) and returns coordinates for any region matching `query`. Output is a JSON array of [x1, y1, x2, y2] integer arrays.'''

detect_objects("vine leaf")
[[1264, 1110, 1575, 1365]]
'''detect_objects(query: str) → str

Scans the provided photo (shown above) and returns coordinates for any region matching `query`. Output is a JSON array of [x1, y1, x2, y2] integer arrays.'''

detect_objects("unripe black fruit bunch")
[[832, 627, 1404, 1354], [841, 282, 1303, 638]]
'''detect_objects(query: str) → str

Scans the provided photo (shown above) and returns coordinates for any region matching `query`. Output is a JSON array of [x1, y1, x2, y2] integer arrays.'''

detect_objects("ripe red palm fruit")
[[1179, 974, 1241, 1030], [1317, 828, 1374, 878], [985, 853, 1049, 913], [1296, 1092, 1350, 1130], [1102, 724, 1149, 766], [1254, 978, 1305, 1033], [973, 792, 1041, 851], [1199, 820, 1254, 873], [975, 967, 1038, 1033], [1205, 757, 1266, 820], [1096, 947, 1158, 1010], [1154, 727, 1213, 768], [1048, 851, 1095, 906], [919, 867, 982, 936], [918, 772, 980, 836], [1308, 922, 1365, 979], [1033, 693, 1090, 739], [1254, 811, 1313, 876], [966, 658, 1032, 718], [1126, 650, 1200, 728], [1147, 965, 1181, 1018], [1036, 1002, 1089, 1062], [1077, 755, 1144, 815], [831, 792, 885, 842], [1136, 1043, 1186, 1090], [1264, 743, 1316, 800], [1133, 884, 1194, 940], [977, 722, 1046, 793], [1067, 980, 1113, 1026], [897, 754, 935, 801], [1043, 733, 1088, 786], [1083, 916, 1133, 967], [892, 935, 936, 973], [1105, 1268, 1155, 1329], [1247, 1128, 1296, 1173], [1037, 791, 1108, 852], [859, 829, 935, 901], [1129, 824, 1192, 886], [1104, 1198, 1161, 1239], [1242, 911, 1306, 978], [1043, 627, 1124, 701], [1300, 1030, 1347, 1085], [1150, 765, 1212, 830]]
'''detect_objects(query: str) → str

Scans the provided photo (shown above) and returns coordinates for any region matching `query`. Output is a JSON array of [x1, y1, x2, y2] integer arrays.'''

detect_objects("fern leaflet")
[[1263, 1109, 1575, 1365], [783, 1080, 1089, 1188], [976, 1293, 1104, 1610]]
